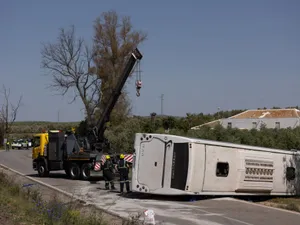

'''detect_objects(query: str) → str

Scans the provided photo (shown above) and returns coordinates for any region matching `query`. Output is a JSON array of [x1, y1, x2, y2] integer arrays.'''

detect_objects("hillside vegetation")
[[7, 107, 300, 153], [9, 122, 79, 139]]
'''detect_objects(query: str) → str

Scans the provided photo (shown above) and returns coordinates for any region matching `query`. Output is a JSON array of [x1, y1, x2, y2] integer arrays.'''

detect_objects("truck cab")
[[32, 130, 59, 171]]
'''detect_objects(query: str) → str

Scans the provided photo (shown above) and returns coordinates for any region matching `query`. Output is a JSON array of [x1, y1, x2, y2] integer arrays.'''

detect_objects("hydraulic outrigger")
[[32, 48, 143, 180]]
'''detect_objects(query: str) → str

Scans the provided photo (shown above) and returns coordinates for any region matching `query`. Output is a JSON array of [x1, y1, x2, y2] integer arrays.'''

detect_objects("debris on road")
[[144, 209, 156, 224]]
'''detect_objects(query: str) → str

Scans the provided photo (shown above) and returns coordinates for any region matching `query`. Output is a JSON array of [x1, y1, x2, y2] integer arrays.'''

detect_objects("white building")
[[191, 108, 300, 130]]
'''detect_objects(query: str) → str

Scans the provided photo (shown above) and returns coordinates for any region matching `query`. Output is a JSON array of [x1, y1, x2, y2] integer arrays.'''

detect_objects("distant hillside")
[[8, 121, 80, 139], [14, 121, 80, 126]]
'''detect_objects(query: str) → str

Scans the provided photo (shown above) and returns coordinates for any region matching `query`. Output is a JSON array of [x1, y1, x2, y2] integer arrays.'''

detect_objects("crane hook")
[[136, 80, 142, 97], [136, 90, 140, 97]]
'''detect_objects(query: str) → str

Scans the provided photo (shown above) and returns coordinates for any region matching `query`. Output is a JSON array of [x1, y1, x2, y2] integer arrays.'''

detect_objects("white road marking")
[[202, 213, 225, 216]]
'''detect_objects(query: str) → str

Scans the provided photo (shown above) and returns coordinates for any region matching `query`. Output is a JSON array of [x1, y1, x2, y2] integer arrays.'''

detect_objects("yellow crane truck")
[[32, 129, 99, 180], [31, 48, 143, 180]]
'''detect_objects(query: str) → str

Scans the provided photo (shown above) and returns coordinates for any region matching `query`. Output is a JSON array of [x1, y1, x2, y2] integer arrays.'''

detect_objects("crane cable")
[[135, 60, 142, 97]]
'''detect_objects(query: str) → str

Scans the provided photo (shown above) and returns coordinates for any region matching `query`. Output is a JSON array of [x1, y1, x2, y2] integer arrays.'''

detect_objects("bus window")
[[216, 162, 229, 177]]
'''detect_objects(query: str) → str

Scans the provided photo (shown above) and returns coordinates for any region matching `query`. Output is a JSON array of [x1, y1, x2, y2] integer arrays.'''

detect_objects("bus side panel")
[[235, 150, 274, 193], [272, 153, 287, 194], [272, 153, 298, 195], [185, 143, 205, 193], [202, 145, 238, 192]]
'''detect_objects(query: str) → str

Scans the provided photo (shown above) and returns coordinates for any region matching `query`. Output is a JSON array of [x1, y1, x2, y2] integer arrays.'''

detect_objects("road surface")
[[1, 150, 300, 225]]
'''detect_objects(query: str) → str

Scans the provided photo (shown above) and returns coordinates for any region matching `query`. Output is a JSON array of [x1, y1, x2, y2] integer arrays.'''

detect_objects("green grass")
[[260, 197, 300, 212], [0, 172, 108, 225], [0, 172, 106, 225], [0, 171, 144, 225]]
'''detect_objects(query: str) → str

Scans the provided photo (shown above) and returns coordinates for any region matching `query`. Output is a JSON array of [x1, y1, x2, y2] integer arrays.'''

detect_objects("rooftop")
[[230, 108, 300, 119], [190, 108, 300, 130]]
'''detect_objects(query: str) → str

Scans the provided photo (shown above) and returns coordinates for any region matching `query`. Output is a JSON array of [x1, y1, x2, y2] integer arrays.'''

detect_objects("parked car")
[[10, 138, 32, 150], [11, 140, 22, 149], [19, 139, 32, 149]]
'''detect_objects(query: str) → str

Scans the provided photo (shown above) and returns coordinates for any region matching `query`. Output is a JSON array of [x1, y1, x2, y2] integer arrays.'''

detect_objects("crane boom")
[[90, 48, 143, 152], [31, 49, 143, 181]]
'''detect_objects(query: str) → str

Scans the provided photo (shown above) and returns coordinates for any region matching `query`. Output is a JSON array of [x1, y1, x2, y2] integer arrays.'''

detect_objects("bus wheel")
[[37, 162, 49, 177], [81, 163, 91, 180], [69, 163, 80, 180]]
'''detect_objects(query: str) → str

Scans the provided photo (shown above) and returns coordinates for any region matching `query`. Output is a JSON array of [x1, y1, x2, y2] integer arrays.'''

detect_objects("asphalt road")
[[1, 149, 300, 225]]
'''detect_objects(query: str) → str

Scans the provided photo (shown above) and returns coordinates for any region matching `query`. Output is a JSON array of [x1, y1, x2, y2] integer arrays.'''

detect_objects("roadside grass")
[[0, 171, 143, 225], [259, 197, 300, 212]]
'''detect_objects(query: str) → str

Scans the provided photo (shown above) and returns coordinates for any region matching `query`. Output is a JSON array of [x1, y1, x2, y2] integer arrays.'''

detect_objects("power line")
[[160, 94, 164, 115]]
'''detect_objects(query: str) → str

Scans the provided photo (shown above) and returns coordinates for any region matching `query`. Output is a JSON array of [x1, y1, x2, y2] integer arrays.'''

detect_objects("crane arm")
[[90, 48, 143, 151]]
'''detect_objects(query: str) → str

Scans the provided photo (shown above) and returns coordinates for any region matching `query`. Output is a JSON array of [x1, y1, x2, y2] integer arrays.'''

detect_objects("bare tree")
[[93, 10, 147, 124], [41, 25, 101, 125], [0, 85, 23, 141]]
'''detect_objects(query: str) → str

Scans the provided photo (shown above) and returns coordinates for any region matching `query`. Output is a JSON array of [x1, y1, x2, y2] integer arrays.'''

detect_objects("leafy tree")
[[176, 117, 190, 133], [93, 10, 147, 125], [77, 120, 88, 137], [105, 117, 143, 153], [162, 116, 176, 131]]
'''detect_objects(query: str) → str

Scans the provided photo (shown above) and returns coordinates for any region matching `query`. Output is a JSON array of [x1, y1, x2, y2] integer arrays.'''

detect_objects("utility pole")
[[57, 110, 60, 122], [160, 94, 164, 116]]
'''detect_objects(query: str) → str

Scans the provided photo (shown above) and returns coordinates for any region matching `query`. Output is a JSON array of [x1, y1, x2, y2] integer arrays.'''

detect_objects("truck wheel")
[[81, 163, 91, 180], [69, 163, 80, 180], [37, 162, 49, 177]]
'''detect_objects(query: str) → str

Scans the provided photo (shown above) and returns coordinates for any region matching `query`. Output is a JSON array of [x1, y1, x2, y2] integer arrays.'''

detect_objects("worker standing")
[[102, 155, 116, 190], [117, 154, 131, 194], [6, 141, 10, 151]]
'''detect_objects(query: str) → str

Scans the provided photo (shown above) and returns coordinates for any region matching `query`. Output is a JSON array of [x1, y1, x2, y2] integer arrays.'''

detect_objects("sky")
[[0, 0, 299, 122]]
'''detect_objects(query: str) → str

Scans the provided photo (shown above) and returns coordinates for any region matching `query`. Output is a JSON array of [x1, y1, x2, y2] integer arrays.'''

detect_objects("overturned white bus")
[[131, 133, 300, 196]]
